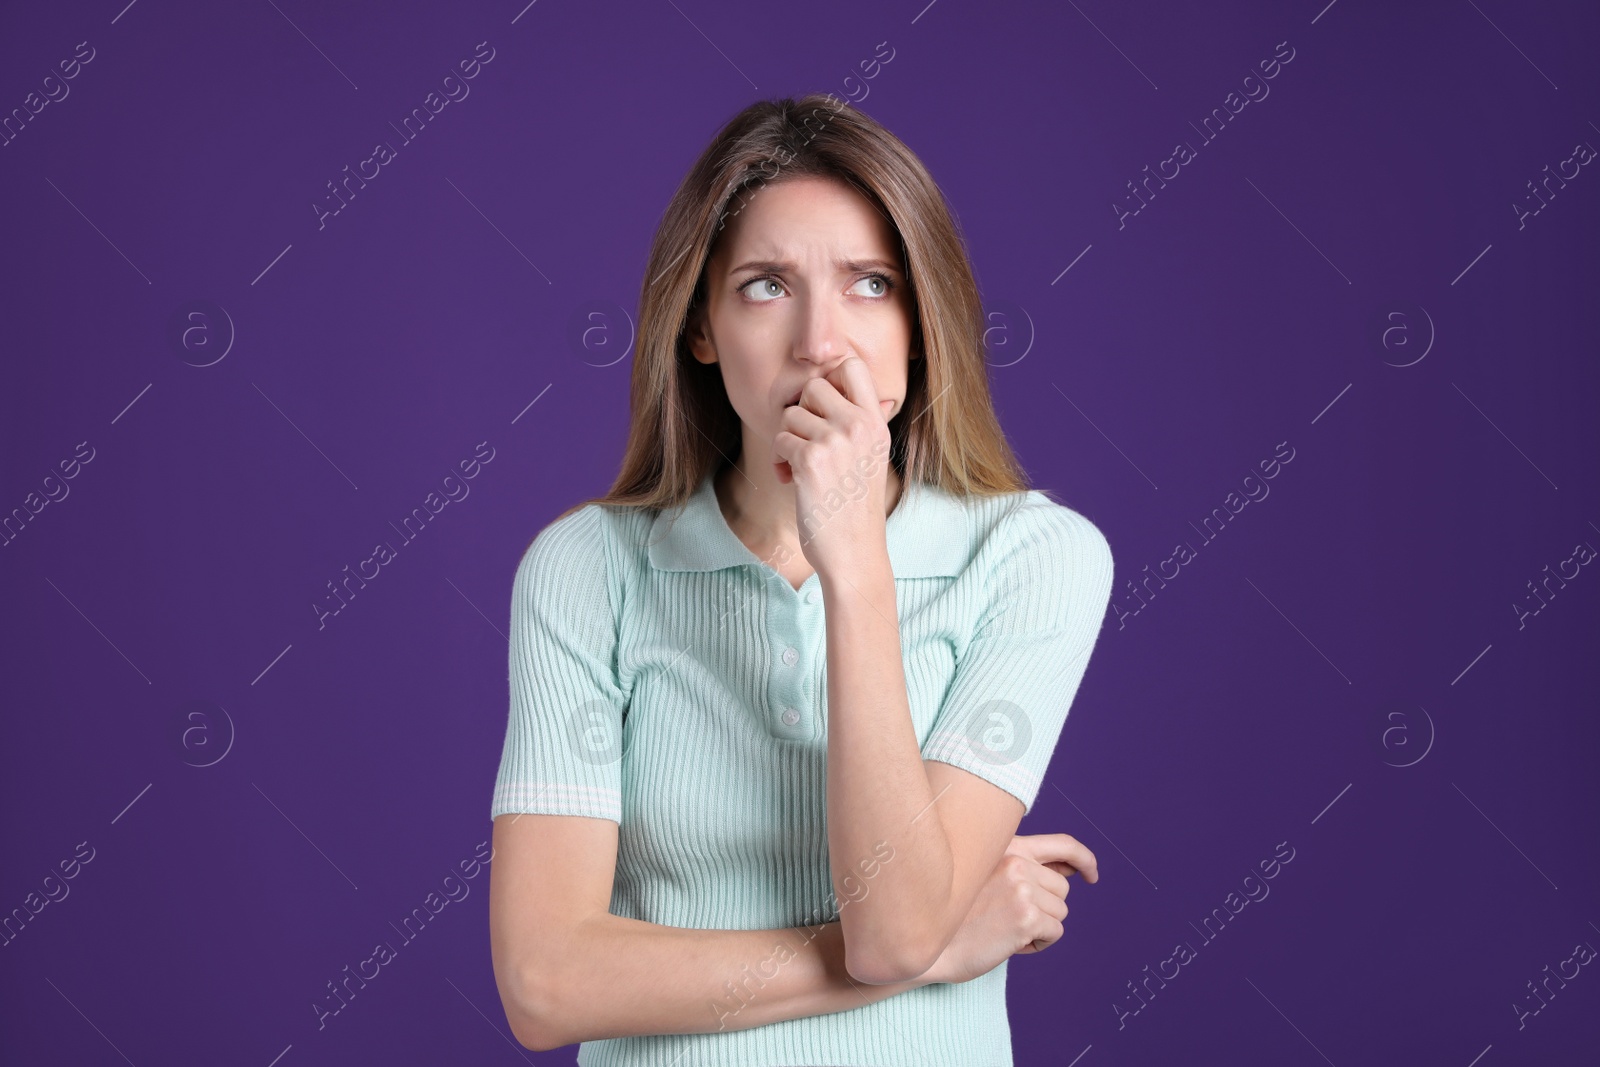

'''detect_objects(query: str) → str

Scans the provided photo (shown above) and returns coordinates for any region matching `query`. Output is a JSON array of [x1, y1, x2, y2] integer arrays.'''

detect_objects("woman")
[[488, 93, 1116, 1066]]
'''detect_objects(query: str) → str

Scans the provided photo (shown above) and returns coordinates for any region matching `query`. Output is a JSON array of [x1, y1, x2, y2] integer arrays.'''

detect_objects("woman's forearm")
[[531, 914, 930, 1049], [821, 553, 958, 982]]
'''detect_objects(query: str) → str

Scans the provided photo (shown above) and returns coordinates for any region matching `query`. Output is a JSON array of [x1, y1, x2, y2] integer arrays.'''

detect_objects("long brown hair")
[[557, 93, 1035, 526]]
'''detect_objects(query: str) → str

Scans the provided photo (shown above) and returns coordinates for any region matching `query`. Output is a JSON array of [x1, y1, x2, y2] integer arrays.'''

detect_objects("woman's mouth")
[[778, 387, 896, 414]]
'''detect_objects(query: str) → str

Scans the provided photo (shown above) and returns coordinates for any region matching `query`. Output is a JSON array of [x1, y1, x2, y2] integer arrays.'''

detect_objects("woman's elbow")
[[843, 932, 938, 986], [501, 964, 570, 1052]]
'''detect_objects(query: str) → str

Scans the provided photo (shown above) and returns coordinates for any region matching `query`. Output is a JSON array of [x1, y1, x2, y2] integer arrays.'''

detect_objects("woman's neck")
[[715, 454, 903, 562]]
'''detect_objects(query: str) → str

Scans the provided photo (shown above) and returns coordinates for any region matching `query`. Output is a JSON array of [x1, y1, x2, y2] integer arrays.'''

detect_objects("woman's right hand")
[[919, 833, 1099, 986]]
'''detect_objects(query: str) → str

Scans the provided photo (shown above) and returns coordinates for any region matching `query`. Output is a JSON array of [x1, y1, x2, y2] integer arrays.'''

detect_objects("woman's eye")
[[739, 274, 895, 301], [740, 277, 784, 302], [849, 273, 895, 298]]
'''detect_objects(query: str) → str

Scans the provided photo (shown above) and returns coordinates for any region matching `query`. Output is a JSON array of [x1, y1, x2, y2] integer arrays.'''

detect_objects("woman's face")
[[688, 175, 918, 449]]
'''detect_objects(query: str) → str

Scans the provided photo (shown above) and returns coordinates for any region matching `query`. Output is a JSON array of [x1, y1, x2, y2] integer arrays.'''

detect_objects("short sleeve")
[[490, 505, 627, 823], [920, 498, 1115, 815]]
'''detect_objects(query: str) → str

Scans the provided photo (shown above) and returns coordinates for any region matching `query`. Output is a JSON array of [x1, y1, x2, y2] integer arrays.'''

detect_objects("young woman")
[[488, 94, 1116, 1066]]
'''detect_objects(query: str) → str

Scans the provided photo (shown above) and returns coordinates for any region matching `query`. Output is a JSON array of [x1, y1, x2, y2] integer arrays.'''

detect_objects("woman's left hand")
[[919, 833, 1096, 986], [771, 357, 895, 580]]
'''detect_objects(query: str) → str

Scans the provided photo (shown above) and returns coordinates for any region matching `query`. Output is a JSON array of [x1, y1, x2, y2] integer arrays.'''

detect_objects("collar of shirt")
[[647, 467, 974, 578]]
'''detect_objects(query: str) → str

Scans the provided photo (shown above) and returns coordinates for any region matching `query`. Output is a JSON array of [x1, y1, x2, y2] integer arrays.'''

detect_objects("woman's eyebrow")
[[727, 257, 902, 276]]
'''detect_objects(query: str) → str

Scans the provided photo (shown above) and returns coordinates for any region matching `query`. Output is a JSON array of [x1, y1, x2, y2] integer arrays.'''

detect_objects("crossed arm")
[[488, 812, 938, 1052]]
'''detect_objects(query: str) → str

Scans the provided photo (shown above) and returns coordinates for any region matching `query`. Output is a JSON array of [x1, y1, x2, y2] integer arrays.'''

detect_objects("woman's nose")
[[795, 296, 844, 365]]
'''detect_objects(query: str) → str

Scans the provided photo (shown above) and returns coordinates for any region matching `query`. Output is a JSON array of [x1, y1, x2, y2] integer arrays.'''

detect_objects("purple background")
[[3, 0, 1597, 1063]]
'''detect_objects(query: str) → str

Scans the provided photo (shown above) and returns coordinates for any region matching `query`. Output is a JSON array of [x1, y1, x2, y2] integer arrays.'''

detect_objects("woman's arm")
[[820, 557, 1023, 984], [535, 913, 929, 1050], [490, 812, 931, 1053], [770, 360, 1038, 984]]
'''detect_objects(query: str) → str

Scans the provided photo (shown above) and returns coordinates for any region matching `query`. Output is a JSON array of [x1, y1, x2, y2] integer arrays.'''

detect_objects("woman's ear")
[[685, 305, 717, 365]]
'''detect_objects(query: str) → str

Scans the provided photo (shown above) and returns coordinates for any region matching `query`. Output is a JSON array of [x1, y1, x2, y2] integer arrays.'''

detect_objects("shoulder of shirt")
[[515, 502, 622, 582], [956, 488, 1114, 576], [515, 499, 658, 590]]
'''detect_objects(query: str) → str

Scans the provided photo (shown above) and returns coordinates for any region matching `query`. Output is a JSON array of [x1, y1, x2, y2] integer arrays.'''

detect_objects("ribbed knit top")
[[490, 465, 1116, 1066]]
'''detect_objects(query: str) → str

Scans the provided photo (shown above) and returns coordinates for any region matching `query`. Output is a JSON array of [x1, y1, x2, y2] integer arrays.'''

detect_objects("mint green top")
[[491, 464, 1115, 1066]]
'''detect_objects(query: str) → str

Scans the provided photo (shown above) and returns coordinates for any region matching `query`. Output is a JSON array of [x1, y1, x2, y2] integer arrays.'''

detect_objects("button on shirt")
[[491, 467, 1116, 1067]]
